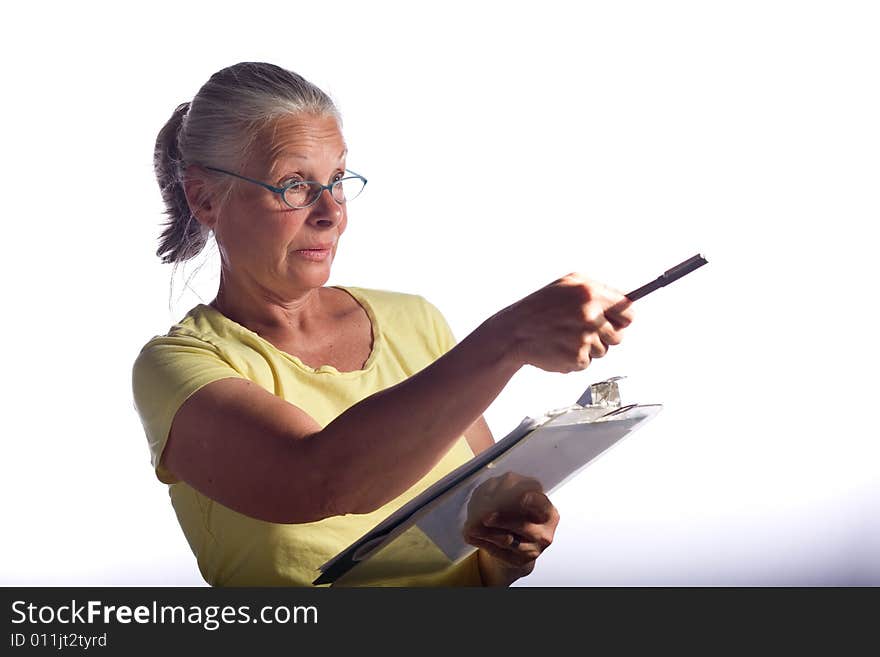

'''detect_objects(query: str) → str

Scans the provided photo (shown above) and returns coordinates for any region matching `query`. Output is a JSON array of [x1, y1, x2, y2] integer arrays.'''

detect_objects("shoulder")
[[338, 285, 446, 327], [339, 285, 456, 358], [134, 304, 244, 357], [132, 305, 244, 387], [338, 285, 427, 309]]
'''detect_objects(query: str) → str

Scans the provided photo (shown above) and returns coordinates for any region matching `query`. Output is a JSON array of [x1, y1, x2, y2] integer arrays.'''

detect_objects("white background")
[[2, 0, 877, 585]]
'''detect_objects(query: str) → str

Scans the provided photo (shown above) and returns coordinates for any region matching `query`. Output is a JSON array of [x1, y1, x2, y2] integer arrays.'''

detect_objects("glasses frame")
[[204, 166, 368, 209]]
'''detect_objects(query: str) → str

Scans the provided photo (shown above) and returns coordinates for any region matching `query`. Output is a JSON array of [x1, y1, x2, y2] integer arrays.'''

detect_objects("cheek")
[[334, 211, 348, 243], [333, 214, 348, 254], [219, 211, 300, 266], [271, 220, 308, 260]]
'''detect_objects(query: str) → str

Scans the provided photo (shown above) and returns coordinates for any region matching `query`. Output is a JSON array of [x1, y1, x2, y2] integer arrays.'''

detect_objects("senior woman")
[[133, 62, 634, 587]]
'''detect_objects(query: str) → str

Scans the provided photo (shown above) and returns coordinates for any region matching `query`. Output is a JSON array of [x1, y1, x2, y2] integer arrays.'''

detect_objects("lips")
[[296, 243, 335, 251]]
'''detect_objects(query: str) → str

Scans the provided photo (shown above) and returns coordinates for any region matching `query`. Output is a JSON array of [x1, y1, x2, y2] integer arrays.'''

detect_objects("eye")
[[279, 174, 305, 187]]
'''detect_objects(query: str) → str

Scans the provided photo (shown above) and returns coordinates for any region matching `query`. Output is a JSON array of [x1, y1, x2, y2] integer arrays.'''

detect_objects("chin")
[[288, 265, 331, 288]]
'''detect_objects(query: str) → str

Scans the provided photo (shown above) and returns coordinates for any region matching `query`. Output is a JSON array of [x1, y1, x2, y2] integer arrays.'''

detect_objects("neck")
[[210, 271, 328, 339]]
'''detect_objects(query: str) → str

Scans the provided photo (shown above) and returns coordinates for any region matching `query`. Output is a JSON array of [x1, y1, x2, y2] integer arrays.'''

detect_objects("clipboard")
[[314, 377, 661, 586]]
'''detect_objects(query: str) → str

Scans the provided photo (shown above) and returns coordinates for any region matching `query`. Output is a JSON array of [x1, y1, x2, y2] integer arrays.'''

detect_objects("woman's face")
[[213, 113, 348, 300]]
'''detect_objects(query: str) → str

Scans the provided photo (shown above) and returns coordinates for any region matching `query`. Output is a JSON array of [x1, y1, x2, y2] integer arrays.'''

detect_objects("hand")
[[490, 272, 634, 373], [462, 472, 560, 586]]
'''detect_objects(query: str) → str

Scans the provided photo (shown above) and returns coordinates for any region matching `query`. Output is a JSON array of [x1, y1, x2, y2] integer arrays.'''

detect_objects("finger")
[[528, 500, 559, 538], [470, 538, 537, 568], [607, 311, 633, 331], [580, 300, 606, 330], [605, 288, 633, 325], [597, 320, 623, 347], [470, 526, 541, 554], [480, 517, 552, 550], [480, 492, 554, 526], [578, 330, 606, 361], [482, 509, 544, 536], [606, 298, 634, 329], [575, 352, 592, 371], [518, 490, 555, 524], [588, 336, 608, 359]]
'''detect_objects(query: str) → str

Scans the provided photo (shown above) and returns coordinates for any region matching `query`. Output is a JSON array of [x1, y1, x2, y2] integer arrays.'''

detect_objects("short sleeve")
[[132, 335, 245, 484], [420, 297, 459, 358]]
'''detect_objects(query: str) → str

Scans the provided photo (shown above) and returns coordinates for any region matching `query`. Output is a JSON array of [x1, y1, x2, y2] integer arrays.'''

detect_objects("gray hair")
[[153, 62, 341, 264]]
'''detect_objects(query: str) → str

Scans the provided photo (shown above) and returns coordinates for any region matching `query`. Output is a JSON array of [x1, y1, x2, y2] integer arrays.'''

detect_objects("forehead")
[[255, 114, 346, 172]]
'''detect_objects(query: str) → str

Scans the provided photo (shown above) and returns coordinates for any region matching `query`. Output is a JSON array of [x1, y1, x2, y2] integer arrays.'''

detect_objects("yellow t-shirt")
[[132, 285, 483, 587]]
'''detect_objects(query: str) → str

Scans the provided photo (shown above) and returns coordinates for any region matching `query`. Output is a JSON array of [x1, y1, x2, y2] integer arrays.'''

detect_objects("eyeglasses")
[[204, 166, 367, 210]]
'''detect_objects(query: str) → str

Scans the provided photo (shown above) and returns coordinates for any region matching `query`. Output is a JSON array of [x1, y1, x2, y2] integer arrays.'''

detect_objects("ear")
[[183, 166, 221, 230]]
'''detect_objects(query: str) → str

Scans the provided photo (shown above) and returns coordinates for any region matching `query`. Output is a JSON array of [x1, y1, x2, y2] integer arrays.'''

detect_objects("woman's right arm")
[[160, 273, 634, 524]]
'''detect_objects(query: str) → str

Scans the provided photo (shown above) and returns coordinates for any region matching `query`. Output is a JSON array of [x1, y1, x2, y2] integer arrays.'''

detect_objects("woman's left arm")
[[463, 414, 495, 455], [463, 418, 561, 587]]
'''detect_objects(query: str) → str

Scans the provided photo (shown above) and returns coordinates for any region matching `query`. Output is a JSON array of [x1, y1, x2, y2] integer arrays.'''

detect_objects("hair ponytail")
[[154, 102, 210, 264]]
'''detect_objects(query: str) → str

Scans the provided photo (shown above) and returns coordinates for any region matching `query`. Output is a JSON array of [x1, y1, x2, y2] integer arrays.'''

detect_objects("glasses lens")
[[283, 182, 323, 208], [333, 177, 366, 204]]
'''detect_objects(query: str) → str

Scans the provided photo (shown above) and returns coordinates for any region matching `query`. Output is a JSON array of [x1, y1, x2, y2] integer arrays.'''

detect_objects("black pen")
[[625, 253, 708, 301]]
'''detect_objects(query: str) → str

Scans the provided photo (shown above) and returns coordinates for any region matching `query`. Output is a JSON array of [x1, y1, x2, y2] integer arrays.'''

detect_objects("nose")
[[307, 186, 344, 227]]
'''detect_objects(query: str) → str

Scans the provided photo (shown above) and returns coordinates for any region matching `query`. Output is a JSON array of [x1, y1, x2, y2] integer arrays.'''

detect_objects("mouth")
[[293, 244, 333, 261], [295, 242, 335, 251]]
